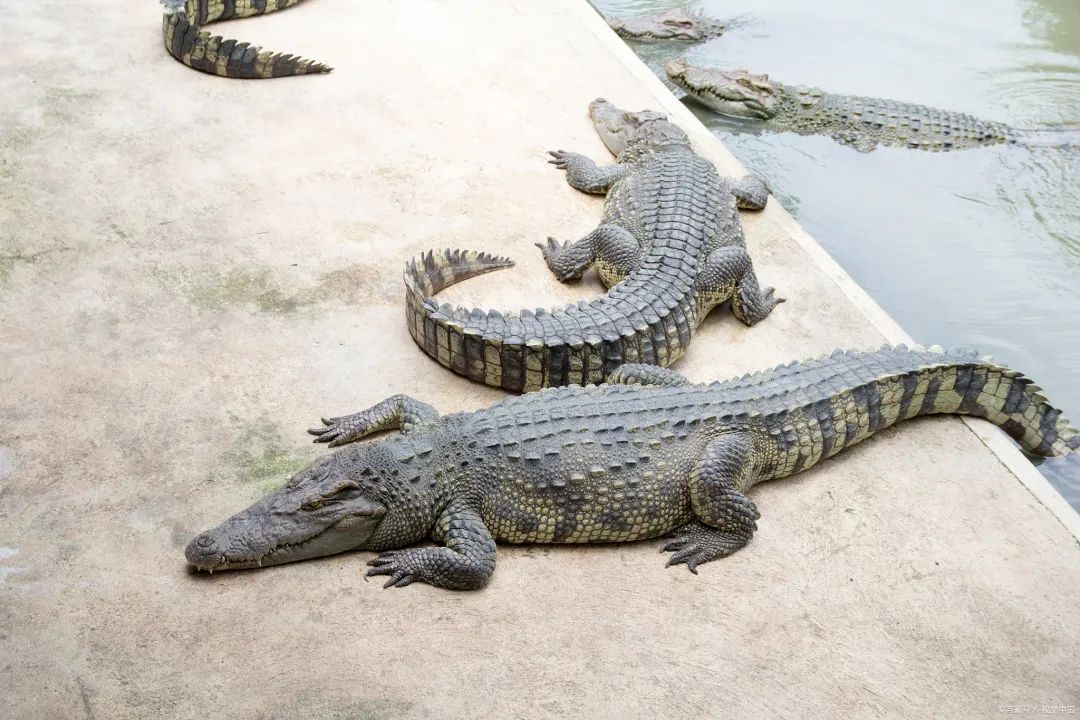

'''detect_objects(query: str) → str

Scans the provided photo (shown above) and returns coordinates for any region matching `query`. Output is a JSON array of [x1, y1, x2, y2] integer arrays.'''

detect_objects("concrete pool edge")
[[568, 0, 1080, 538]]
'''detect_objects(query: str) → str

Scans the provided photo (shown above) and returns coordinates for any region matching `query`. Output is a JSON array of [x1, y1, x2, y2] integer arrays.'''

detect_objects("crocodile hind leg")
[[308, 395, 438, 447], [696, 246, 783, 326], [664, 432, 760, 573], [367, 503, 496, 589], [536, 223, 641, 284], [547, 150, 630, 194]]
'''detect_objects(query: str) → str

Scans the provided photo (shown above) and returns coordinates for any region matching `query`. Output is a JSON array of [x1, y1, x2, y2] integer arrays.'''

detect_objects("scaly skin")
[[186, 346, 1079, 589], [161, 0, 331, 79], [666, 59, 1019, 152], [605, 10, 726, 43], [404, 99, 781, 392]]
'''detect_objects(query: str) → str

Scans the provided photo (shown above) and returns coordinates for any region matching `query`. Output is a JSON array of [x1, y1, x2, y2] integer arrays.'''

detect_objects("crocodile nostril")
[[196, 534, 215, 549]]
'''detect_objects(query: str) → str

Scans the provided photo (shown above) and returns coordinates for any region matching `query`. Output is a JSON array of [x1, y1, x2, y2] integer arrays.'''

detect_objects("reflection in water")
[[593, 0, 1080, 509]]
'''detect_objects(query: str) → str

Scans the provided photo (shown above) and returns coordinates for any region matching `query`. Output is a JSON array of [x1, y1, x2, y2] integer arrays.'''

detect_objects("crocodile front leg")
[[308, 395, 438, 447], [366, 503, 496, 589], [696, 246, 783, 325], [664, 432, 761, 573], [537, 223, 641, 284], [548, 150, 629, 194]]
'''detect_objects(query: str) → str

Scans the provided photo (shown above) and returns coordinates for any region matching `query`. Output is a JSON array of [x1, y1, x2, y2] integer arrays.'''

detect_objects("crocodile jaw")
[[665, 60, 778, 120], [188, 513, 383, 571]]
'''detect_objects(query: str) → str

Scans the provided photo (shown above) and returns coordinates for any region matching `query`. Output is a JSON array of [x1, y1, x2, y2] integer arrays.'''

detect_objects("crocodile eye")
[[301, 498, 321, 510]]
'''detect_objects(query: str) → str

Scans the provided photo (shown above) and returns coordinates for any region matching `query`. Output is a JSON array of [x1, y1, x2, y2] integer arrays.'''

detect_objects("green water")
[[594, 0, 1080, 509]]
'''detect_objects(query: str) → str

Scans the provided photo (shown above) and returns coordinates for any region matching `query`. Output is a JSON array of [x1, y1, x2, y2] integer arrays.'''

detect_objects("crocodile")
[[404, 99, 781, 393], [665, 58, 1023, 152], [605, 10, 726, 43], [185, 345, 1079, 590], [161, 0, 331, 79]]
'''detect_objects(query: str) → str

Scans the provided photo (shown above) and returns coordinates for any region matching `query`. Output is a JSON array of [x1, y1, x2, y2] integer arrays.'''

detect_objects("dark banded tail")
[[815, 347, 1079, 460], [750, 346, 1078, 485], [161, 0, 331, 79]]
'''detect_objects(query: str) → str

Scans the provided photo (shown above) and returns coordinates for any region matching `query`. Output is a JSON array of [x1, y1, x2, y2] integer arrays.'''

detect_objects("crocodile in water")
[[665, 58, 1028, 152], [404, 99, 781, 392], [185, 345, 1079, 589], [161, 0, 331, 79], [605, 10, 726, 43]]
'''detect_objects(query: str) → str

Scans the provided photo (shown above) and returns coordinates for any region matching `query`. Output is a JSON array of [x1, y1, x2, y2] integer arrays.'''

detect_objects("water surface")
[[594, 0, 1080, 509]]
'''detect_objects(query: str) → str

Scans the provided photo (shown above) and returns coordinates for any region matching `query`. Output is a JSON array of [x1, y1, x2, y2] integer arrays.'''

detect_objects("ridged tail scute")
[[846, 346, 1079, 458], [161, 0, 332, 79], [960, 359, 1080, 457], [404, 249, 523, 387]]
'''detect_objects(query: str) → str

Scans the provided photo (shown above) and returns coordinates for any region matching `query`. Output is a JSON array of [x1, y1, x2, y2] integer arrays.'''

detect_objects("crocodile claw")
[[308, 416, 369, 448], [535, 237, 581, 282], [366, 551, 416, 589], [547, 149, 574, 169]]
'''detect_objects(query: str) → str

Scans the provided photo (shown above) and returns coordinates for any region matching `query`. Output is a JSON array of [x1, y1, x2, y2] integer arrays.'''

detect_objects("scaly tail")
[[954, 353, 1079, 457], [161, 0, 332, 79], [820, 346, 1079, 459], [404, 249, 516, 380]]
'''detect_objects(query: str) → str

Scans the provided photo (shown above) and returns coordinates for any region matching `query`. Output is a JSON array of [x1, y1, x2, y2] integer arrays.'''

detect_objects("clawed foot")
[[307, 415, 371, 447], [661, 519, 757, 573], [547, 149, 579, 170], [366, 550, 417, 589], [535, 236, 583, 282], [738, 286, 786, 327]]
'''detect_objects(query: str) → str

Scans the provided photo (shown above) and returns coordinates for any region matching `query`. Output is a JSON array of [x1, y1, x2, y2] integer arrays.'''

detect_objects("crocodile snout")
[[185, 533, 221, 567]]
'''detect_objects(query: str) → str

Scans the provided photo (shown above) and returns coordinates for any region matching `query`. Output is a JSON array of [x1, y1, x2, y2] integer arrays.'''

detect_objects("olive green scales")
[[186, 346, 1079, 590], [161, 0, 331, 78], [405, 99, 781, 392]]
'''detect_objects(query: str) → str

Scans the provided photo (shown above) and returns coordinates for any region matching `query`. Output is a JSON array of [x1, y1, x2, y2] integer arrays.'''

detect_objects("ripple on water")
[[592, 0, 1080, 510]]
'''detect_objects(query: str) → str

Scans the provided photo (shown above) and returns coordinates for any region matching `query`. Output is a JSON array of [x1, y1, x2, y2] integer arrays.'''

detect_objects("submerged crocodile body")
[[666, 59, 1021, 152], [186, 345, 1079, 589], [606, 10, 726, 43], [404, 99, 781, 392], [161, 0, 331, 79]]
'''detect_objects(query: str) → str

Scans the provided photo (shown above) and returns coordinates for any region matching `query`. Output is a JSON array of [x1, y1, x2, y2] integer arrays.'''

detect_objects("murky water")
[[594, 0, 1080, 509]]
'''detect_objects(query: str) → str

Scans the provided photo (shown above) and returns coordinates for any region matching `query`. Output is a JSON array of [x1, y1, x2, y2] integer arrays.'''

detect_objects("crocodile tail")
[[161, 2, 332, 79], [404, 249, 519, 386], [404, 248, 515, 298], [885, 348, 1079, 457], [961, 359, 1079, 457]]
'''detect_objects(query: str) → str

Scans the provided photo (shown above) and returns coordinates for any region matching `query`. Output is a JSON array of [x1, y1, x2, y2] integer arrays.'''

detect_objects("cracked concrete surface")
[[1, 0, 1077, 718]]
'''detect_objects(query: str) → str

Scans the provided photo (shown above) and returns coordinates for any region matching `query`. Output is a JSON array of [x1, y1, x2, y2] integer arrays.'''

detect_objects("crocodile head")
[[665, 59, 780, 120], [186, 447, 398, 572], [606, 10, 726, 42], [589, 98, 690, 157]]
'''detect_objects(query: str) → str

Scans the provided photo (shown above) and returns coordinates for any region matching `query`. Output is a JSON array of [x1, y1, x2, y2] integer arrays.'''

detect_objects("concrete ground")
[[2, 0, 1078, 717]]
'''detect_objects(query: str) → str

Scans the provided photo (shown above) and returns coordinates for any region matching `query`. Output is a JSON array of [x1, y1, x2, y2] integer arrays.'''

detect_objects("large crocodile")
[[666, 58, 1024, 152], [186, 345, 1079, 589], [404, 99, 781, 392], [161, 0, 331, 79], [605, 10, 726, 43]]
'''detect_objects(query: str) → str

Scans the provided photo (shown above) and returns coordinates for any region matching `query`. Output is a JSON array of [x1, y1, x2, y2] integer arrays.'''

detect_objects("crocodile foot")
[[365, 551, 417, 588], [535, 236, 588, 282], [661, 520, 754, 573]]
